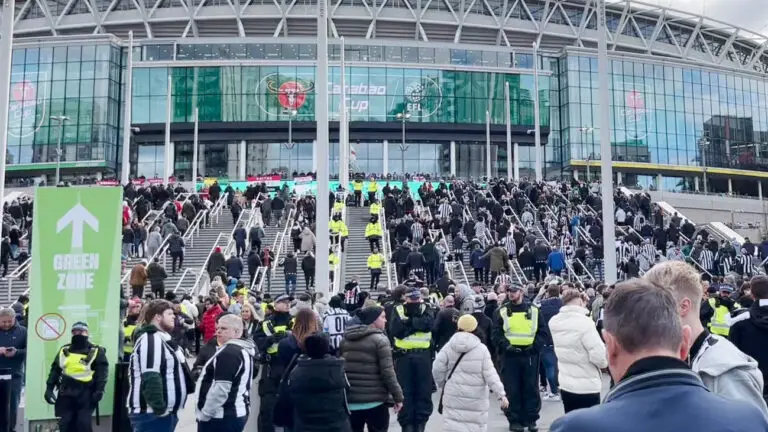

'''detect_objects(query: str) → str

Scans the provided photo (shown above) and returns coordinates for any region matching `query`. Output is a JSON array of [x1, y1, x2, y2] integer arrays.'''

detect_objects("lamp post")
[[578, 126, 595, 181], [396, 112, 411, 174], [699, 134, 710, 193], [532, 41, 542, 181], [51, 115, 70, 185], [0, 0, 16, 207], [284, 109, 298, 172]]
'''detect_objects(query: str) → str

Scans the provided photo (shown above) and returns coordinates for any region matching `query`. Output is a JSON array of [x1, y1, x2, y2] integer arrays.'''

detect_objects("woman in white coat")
[[549, 289, 608, 413], [433, 314, 508, 432]]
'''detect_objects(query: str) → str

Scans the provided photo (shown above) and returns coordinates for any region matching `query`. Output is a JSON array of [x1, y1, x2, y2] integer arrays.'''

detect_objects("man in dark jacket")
[[340, 306, 404, 430], [432, 299, 460, 352], [208, 247, 226, 280], [538, 284, 563, 401], [730, 275, 768, 402], [233, 225, 247, 257], [0, 308, 26, 432], [551, 279, 768, 432], [146, 257, 168, 298], [247, 249, 262, 288], [225, 252, 244, 281], [435, 271, 454, 298], [167, 231, 185, 274]]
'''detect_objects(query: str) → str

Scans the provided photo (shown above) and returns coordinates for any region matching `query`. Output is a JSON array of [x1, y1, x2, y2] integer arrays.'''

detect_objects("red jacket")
[[201, 304, 223, 342]]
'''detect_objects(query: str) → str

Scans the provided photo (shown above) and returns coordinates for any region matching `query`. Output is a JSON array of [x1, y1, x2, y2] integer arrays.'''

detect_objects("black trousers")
[[501, 352, 541, 426], [57, 396, 94, 432], [370, 269, 381, 291], [561, 390, 600, 413], [171, 251, 183, 273], [395, 351, 433, 427], [151, 283, 165, 300], [258, 369, 280, 432], [131, 285, 144, 298], [305, 270, 315, 291], [354, 190, 362, 206], [533, 262, 547, 281], [368, 237, 381, 252], [350, 403, 390, 432]]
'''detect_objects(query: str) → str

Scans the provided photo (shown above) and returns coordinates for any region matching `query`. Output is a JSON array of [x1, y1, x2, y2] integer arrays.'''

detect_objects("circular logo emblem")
[[12, 81, 36, 103], [277, 81, 308, 110], [616, 85, 654, 140], [406, 82, 424, 103]]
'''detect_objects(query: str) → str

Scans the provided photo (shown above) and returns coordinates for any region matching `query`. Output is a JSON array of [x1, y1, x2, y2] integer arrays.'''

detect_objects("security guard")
[[122, 299, 142, 362], [330, 213, 349, 252], [370, 198, 382, 217], [253, 294, 293, 432], [707, 284, 740, 337], [333, 194, 346, 215], [388, 288, 435, 432], [367, 247, 386, 291], [329, 246, 341, 287], [367, 177, 379, 203], [44, 322, 108, 432], [492, 285, 545, 432], [365, 214, 383, 252], [353, 177, 364, 207]]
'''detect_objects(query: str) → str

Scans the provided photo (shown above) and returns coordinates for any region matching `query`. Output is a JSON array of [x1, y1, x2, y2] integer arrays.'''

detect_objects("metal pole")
[[164, 74, 172, 183], [513, 142, 520, 181], [192, 107, 199, 191], [400, 118, 406, 174], [485, 110, 492, 179], [55, 120, 64, 184], [597, 0, 617, 284], [505, 82, 512, 180], [315, 0, 331, 298], [121, 31, 134, 185], [586, 156, 591, 182], [288, 113, 293, 172], [702, 141, 708, 193], [0, 0, 15, 202], [532, 41, 543, 182], [339, 37, 347, 187]]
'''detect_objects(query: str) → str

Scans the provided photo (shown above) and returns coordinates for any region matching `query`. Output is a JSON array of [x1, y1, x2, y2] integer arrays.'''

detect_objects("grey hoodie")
[[691, 332, 768, 420]]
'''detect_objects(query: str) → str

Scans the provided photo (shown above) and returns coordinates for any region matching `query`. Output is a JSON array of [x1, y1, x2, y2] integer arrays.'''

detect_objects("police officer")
[[353, 177, 364, 207], [367, 177, 378, 203], [122, 298, 141, 362], [365, 214, 383, 252], [367, 247, 386, 291], [44, 322, 108, 432], [370, 198, 382, 217], [492, 285, 546, 432], [330, 214, 348, 253], [254, 295, 293, 432], [388, 287, 435, 432], [707, 284, 740, 337]]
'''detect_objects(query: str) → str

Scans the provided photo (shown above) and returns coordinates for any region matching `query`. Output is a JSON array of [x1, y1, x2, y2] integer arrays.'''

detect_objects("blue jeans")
[[129, 413, 179, 432], [9, 377, 22, 432], [198, 416, 247, 432], [541, 345, 559, 394], [285, 274, 297, 295]]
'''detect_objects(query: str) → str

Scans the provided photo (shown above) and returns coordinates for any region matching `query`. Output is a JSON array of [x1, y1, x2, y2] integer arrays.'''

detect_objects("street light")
[[578, 126, 596, 181], [50, 115, 70, 185], [699, 133, 710, 193], [284, 109, 298, 172], [396, 112, 411, 174]]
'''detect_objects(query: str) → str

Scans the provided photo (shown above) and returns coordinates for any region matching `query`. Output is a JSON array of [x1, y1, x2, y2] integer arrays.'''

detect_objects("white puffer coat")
[[432, 331, 505, 432], [549, 304, 608, 394]]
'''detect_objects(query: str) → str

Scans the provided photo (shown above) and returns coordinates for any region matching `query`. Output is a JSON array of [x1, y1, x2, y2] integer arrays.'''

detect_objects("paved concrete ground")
[[178, 375, 612, 431]]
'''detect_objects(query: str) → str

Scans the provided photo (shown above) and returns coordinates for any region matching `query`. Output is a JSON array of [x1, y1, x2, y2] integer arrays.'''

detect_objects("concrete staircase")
[[345, 206, 377, 292]]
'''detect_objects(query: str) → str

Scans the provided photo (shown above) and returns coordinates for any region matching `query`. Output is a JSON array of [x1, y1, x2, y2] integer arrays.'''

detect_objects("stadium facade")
[[4, 0, 768, 195]]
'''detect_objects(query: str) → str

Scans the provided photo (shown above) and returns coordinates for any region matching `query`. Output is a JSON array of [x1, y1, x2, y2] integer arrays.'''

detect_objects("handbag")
[[438, 352, 467, 414]]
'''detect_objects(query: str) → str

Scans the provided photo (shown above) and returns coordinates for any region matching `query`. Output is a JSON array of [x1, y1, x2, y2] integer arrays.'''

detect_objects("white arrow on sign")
[[56, 203, 99, 248]]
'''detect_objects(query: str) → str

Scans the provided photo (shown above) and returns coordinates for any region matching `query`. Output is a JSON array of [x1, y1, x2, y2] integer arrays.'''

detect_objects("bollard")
[[0, 368, 11, 432], [112, 362, 132, 432]]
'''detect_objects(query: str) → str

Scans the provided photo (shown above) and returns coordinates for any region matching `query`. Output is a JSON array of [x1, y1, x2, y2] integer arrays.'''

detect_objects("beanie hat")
[[357, 306, 384, 325], [304, 334, 330, 359], [328, 294, 343, 309], [457, 314, 478, 333]]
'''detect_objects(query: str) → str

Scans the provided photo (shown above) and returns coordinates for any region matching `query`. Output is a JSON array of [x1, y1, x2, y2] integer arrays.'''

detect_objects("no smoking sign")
[[35, 313, 66, 341]]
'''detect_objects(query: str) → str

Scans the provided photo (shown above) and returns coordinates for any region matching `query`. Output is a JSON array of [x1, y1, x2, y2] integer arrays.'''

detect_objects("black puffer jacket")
[[340, 324, 404, 404]]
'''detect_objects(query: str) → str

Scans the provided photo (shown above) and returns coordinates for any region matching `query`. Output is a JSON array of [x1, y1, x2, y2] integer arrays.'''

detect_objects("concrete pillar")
[[573, 169, 579, 181], [616, 171, 622, 185], [656, 173, 663, 190], [383, 139, 389, 175], [168, 142, 175, 179], [728, 178, 733, 194], [312, 139, 317, 171], [450, 140, 456, 176], [239, 140, 246, 180], [694, 176, 700, 192]]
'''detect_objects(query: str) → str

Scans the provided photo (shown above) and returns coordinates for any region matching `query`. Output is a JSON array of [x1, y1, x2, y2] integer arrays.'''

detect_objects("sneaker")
[[546, 392, 561, 402], [539, 386, 548, 394]]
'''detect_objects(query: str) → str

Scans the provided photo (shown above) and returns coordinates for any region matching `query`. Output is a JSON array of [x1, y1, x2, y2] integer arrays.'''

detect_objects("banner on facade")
[[97, 180, 120, 186], [293, 175, 313, 184], [246, 175, 282, 182], [25, 187, 123, 420]]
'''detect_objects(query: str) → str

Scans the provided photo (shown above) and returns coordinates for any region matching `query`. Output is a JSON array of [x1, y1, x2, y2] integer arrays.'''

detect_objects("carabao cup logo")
[[8, 75, 47, 138], [267, 78, 315, 110], [617, 84, 654, 140]]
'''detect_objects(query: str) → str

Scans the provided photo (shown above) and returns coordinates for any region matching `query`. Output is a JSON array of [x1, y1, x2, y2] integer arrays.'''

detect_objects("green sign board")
[[26, 187, 123, 420]]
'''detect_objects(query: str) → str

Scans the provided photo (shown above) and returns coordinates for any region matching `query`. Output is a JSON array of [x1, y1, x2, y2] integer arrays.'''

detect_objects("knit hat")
[[357, 306, 384, 325], [457, 315, 478, 333]]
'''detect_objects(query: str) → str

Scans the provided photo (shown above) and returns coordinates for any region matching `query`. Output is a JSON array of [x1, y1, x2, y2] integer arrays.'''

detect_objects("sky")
[[630, 0, 768, 35]]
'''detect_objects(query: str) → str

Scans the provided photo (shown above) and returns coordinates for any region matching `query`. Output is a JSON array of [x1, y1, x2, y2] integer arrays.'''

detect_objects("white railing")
[[573, 257, 595, 282], [266, 207, 296, 289], [183, 208, 207, 248], [379, 206, 394, 292], [331, 196, 348, 295], [173, 267, 200, 294], [6, 259, 31, 302], [223, 208, 253, 258], [190, 232, 228, 296]]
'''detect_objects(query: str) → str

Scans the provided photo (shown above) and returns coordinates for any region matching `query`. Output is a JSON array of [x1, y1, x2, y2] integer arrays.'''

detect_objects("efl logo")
[[8, 75, 48, 138]]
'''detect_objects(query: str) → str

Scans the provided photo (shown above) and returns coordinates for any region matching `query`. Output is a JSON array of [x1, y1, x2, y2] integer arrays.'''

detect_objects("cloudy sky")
[[628, 0, 768, 35]]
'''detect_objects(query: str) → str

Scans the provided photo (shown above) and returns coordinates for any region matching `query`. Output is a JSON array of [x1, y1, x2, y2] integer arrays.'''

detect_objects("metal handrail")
[[191, 232, 228, 296], [173, 267, 200, 294], [379, 206, 394, 292], [331, 195, 348, 295], [573, 257, 595, 282], [183, 208, 207, 248], [6, 258, 32, 302], [260, 208, 296, 293], [223, 208, 252, 258]]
